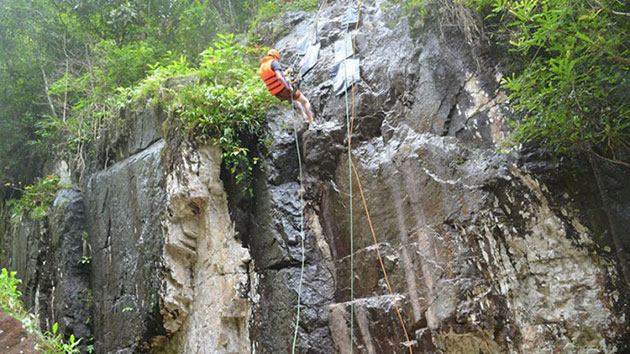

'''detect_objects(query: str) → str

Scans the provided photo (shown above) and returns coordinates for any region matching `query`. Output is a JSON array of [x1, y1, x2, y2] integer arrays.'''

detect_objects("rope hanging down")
[[288, 0, 413, 352], [341, 20, 355, 354], [290, 119, 306, 354], [290, 2, 329, 353], [346, 0, 414, 352]]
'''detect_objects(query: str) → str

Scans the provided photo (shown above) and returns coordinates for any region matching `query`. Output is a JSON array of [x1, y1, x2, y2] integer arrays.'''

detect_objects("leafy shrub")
[[167, 34, 274, 189], [121, 34, 274, 190], [8, 175, 61, 221], [470, 0, 630, 161], [36, 34, 274, 191], [0, 268, 22, 314], [35, 39, 173, 157]]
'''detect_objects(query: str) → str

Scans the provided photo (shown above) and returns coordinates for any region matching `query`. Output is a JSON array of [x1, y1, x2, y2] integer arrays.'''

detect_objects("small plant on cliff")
[[0, 268, 80, 353], [8, 175, 61, 221], [44, 323, 81, 354], [0, 268, 22, 315]]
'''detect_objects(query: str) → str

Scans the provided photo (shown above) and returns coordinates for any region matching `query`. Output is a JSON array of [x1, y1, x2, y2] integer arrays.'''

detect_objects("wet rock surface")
[[250, 0, 628, 352], [84, 140, 166, 352], [1, 0, 628, 353], [47, 189, 92, 341], [3, 189, 91, 345]]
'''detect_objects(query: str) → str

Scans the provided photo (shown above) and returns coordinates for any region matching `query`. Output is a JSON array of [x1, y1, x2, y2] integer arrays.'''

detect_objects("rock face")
[[158, 143, 254, 354], [248, 0, 628, 352], [84, 140, 166, 352], [1, 0, 629, 353], [2, 189, 92, 348]]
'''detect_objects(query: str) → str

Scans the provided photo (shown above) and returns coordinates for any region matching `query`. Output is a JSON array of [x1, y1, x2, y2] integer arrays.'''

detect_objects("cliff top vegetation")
[[0, 0, 315, 199], [0, 0, 628, 198]]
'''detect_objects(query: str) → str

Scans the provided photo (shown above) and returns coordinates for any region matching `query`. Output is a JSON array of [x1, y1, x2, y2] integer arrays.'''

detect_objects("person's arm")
[[273, 62, 293, 91]]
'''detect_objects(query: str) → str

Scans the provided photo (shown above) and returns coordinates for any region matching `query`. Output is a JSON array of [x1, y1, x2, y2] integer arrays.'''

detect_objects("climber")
[[259, 49, 314, 125]]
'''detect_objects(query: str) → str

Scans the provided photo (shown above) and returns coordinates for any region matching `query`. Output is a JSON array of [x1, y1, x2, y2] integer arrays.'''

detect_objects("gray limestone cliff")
[[1, 0, 629, 353]]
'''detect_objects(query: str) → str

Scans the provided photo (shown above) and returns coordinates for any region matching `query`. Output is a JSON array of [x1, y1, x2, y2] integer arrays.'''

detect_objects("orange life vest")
[[259, 56, 284, 95]]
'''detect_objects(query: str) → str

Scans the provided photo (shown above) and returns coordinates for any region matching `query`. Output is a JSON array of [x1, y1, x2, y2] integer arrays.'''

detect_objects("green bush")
[[169, 34, 274, 189], [0, 268, 22, 314], [8, 175, 61, 221], [471, 0, 630, 161], [34, 34, 274, 191], [124, 34, 274, 190]]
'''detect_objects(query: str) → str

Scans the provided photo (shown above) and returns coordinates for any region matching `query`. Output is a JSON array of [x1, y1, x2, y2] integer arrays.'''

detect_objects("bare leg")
[[296, 95, 314, 124], [295, 101, 310, 124]]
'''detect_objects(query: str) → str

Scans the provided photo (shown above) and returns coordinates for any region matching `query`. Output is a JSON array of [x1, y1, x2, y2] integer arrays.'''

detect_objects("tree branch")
[[39, 65, 58, 120], [590, 149, 630, 168], [611, 10, 630, 17]]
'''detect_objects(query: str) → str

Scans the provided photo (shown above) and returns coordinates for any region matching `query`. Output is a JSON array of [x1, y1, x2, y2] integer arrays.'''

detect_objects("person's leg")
[[294, 100, 308, 122], [296, 94, 314, 124]]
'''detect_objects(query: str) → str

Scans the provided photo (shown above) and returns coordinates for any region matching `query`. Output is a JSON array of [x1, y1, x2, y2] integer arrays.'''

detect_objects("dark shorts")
[[275, 88, 301, 101]]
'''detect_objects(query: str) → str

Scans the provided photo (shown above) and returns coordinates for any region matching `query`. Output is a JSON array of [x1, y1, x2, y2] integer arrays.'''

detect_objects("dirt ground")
[[0, 310, 40, 353]]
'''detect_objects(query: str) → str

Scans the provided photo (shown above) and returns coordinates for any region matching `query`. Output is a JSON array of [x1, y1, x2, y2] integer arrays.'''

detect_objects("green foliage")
[[8, 175, 61, 221], [0, 268, 22, 314], [171, 35, 273, 188], [44, 323, 81, 354], [248, 0, 319, 41], [399, 0, 429, 21], [0, 0, 319, 194], [0, 268, 80, 353], [0, 0, 274, 186], [132, 34, 274, 189], [471, 0, 630, 160]]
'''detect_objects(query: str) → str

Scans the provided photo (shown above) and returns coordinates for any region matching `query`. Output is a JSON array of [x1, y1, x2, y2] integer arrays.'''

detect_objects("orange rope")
[[351, 162, 414, 353], [347, 0, 413, 351]]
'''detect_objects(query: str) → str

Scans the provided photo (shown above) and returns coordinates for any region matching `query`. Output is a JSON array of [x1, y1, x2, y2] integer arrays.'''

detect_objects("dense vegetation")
[[471, 0, 629, 162], [0, 0, 315, 194], [0, 0, 317, 348], [7, 174, 62, 221], [128, 34, 275, 188]]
